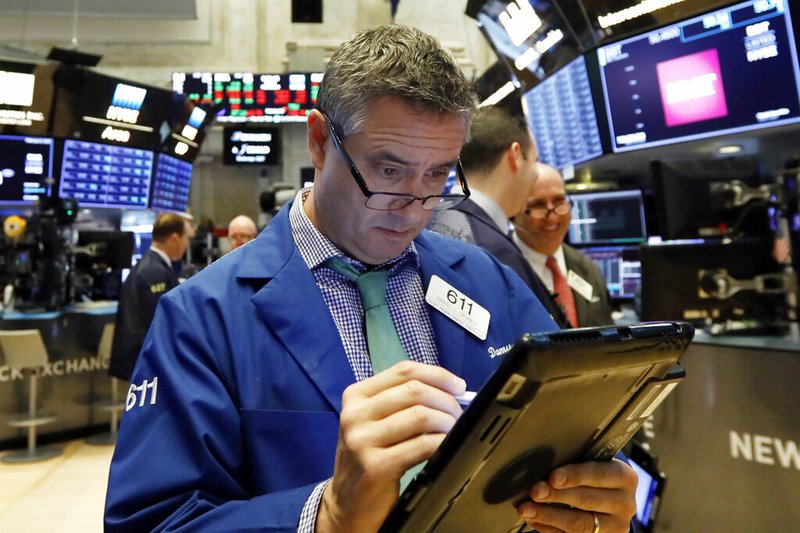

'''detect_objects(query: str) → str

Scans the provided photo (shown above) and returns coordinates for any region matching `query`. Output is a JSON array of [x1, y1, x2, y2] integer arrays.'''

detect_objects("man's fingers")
[[545, 459, 638, 491], [348, 360, 466, 399]]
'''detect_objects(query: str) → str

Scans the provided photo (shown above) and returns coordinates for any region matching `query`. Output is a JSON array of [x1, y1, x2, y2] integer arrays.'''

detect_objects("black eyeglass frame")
[[318, 109, 471, 212], [524, 198, 574, 219]]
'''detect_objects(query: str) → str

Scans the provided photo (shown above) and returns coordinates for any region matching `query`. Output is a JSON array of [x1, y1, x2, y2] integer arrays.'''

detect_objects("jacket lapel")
[[415, 231, 468, 378], [239, 205, 354, 414]]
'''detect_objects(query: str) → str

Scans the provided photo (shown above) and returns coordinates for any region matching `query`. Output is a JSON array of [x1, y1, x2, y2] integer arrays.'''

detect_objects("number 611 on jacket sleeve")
[[126, 377, 159, 411]]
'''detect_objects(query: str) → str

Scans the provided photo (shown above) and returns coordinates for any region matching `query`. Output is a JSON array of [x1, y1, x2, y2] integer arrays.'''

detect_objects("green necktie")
[[325, 257, 409, 374], [325, 257, 424, 494]]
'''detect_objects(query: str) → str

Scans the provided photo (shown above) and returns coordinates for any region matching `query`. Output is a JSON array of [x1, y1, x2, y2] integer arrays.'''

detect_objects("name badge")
[[425, 275, 490, 340], [567, 270, 594, 302]]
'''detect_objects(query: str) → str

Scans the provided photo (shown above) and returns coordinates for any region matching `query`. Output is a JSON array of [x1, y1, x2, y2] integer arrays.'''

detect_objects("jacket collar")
[[241, 203, 470, 413]]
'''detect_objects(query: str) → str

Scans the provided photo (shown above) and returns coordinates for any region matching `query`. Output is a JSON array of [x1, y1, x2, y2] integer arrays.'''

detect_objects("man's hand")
[[316, 361, 466, 533], [517, 459, 638, 533]]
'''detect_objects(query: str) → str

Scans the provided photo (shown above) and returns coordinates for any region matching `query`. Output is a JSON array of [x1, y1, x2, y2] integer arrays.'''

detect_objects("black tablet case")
[[380, 321, 693, 533]]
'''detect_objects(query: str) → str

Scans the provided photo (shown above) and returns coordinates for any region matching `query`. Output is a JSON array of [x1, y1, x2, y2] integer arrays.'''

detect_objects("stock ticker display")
[[59, 139, 153, 209], [172, 72, 323, 123], [150, 153, 193, 213]]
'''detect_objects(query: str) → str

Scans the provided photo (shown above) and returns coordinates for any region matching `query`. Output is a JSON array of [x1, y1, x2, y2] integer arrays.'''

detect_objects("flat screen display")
[[0, 61, 57, 136], [0, 134, 53, 204], [581, 0, 733, 46], [523, 55, 605, 168], [161, 98, 211, 162], [223, 126, 281, 165], [597, 0, 800, 152], [581, 245, 641, 300], [569, 189, 647, 245], [53, 67, 172, 150], [150, 153, 192, 213], [172, 72, 323, 123], [471, 0, 582, 90], [59, 139, 153, 209]]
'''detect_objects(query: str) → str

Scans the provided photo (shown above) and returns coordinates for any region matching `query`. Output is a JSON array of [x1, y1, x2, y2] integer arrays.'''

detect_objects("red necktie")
[[546, 256, 578, 328]]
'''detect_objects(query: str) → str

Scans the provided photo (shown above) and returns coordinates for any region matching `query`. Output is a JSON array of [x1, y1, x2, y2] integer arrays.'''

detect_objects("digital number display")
[[172, 72, 323, 123]]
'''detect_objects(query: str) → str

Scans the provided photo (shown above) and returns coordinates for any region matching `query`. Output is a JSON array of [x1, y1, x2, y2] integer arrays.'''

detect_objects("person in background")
[[108, 212, 195, 382], [513, 162, 614, 328], [427, 105, 568, 328], [227, 214, 258, 251], [105, 25, 636, 533]]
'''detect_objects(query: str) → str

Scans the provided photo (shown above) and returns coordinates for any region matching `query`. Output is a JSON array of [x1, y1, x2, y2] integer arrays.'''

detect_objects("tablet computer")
[[380, 321, 693, 533]]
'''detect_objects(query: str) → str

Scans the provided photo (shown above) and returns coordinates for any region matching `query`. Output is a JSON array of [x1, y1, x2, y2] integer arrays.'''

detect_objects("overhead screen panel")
[[597, 0, 800, 152], [0, 134, 53, 204], [523, 55, 605, 168], [52, 67, 174, 151], [0, 61, 57, 136], [581, 0, 734, 46], [172, 72, 323, 123], [469, 0, 583, 91], [223, 126, 281, 165], [59, 139, 153, 209]]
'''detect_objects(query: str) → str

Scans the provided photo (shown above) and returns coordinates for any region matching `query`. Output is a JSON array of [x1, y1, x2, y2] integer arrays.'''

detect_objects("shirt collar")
[[288, 187, 419, 273], [514, 234, 566, 278], [149, 245, 172, 267], [468, 189, 511, 234]]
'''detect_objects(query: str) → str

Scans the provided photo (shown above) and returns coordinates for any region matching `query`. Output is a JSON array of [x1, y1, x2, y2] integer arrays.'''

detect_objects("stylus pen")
[[455, 391, 477, 407]]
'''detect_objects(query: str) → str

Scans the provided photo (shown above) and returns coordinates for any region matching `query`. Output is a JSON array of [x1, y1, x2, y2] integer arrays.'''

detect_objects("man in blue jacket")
[[105, 24, 636, 533]]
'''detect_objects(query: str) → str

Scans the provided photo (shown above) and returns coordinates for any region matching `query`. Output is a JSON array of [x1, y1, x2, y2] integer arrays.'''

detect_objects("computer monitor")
[[581, 245, 641, 300], [150, 152, 192, 213], [59, 139, 153, 209], [651, 159, 773, 241], [639, 237, 785, 325], [523, 55, 606, 169], [596, 0, 800, 152], [0, 134, 53, 204], [568, 189, 647, 246]]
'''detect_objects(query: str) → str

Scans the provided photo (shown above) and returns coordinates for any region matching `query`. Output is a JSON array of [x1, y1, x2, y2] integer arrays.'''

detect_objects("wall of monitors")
[[0, 134, 54, 204], [172, 72, 323, 123], [597, 0, 800, 152]]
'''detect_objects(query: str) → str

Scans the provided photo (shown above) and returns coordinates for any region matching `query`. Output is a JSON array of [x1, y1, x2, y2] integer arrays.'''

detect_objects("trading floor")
[[0, 439, 113, 532]]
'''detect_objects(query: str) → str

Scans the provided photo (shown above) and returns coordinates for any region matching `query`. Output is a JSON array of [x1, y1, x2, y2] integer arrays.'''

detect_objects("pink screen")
[[656, 49, 728, 127]]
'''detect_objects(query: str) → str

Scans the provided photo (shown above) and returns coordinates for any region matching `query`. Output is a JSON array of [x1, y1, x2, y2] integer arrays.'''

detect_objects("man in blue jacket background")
[[105, 24, 637, 533]]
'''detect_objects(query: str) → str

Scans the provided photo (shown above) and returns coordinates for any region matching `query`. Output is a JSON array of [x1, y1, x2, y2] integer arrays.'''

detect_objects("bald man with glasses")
[[513, 163, 614, 328]]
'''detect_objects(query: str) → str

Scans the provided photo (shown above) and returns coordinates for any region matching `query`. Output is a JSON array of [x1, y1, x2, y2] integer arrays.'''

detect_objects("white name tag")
[[567, 270, 594, 302], [425, 275, 490, 340]]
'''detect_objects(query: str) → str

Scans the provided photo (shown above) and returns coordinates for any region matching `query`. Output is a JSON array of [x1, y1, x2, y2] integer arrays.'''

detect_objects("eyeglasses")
[[524, 198, 572, 219], [319, 110, 470, 212]]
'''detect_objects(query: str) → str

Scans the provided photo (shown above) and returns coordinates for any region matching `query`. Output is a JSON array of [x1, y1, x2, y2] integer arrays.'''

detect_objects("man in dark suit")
[[427, 105, 568, 327], [513, 163, 614, 328], [109, 212, 194, 381]]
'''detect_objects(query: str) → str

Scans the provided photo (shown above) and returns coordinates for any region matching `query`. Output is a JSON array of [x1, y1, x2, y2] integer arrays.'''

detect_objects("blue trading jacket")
[[104, 201, 557, 531]]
